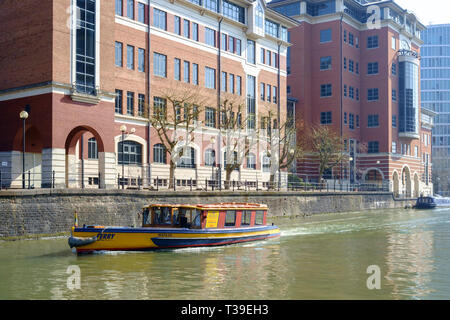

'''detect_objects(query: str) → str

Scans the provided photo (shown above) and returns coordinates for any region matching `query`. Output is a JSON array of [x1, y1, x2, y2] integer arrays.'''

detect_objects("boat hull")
[[70, 225, 281, 253]]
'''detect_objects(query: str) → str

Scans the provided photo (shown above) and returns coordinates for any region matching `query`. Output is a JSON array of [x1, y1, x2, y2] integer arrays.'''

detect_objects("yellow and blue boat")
[[68, 203, 280, 253]]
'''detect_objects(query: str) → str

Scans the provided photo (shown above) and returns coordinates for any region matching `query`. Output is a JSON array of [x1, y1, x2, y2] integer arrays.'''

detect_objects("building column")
[[98, 151, 116, 189], [42, 148, 66, 188]]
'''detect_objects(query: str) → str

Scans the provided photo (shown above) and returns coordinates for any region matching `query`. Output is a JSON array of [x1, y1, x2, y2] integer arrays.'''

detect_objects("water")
[[1, 207, 450, 300]]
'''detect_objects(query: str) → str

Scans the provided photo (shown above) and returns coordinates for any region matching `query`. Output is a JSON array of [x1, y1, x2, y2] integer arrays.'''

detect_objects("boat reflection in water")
[[68, 203, 280, 254]]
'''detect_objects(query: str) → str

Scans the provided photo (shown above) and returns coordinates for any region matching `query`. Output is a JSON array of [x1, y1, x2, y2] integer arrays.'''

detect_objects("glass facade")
[[399, 60, 419, 136], [421, 25, 450, 191]]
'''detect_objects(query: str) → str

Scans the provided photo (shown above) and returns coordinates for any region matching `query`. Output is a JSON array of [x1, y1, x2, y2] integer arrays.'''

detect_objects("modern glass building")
[[421, 24, 450, 194]]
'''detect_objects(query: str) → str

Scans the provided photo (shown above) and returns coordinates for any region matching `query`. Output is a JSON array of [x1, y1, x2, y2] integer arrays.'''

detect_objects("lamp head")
[[19, 111, 29, 119], [120, 125, 127, 133]]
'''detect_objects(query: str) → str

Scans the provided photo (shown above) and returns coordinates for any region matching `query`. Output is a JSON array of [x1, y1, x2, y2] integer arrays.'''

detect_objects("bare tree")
[[219, 94, 259, 189], [148, 84, 206, 188], [260, 107, 303, 189], [301, 125, 348, 183]]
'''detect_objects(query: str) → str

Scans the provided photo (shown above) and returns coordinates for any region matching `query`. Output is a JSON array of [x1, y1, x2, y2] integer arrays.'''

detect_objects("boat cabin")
[[142, 203, 269, 229]]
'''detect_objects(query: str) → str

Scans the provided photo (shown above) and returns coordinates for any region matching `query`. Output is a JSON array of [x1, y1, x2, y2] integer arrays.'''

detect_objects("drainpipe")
[[277, 41, 281, 190], [217, 17, 223, 190], [339, 13, 344, 184], [147, 1, 152, 187]]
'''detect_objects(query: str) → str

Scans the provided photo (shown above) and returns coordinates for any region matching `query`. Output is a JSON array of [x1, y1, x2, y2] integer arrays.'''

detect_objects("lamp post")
[[19, 111, 28, 189], [210, 137, 216, 188], [120, 125, 127, 189]]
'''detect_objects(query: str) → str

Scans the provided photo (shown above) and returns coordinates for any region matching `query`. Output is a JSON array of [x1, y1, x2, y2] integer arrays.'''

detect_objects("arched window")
[[153, 143, 167, 164], [247, 153, 256, 170], [177, 146, 196, 168], [88, 137, 98, 159], [118, 140, 142, 165], [205, 149, 216, 166]]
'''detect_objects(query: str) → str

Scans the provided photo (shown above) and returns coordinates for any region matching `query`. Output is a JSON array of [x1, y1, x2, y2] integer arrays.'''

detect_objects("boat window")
[[143, 208, 151, 225], [255, 211, 264, 225], [192, 209, 202, 228], [225, 210, 236, 227], [154, 206, 172, 225], [172, 208, 179, 226], [241, 210, 251, 226]]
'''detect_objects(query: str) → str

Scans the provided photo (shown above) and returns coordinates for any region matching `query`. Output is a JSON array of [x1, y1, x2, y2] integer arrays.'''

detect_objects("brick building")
[[269, 0, 434, 196], [0, 0, 297, 189]]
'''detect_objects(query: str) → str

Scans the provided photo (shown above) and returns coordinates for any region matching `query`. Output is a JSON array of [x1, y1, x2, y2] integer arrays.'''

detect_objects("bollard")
[[157, 176, 159, 191], [98, 172, 101, 189], [52, 170, 55, 189], [190, 178, 192, 191], [0, 170, 2, 190], [138, 176, 141, 190], [28, 170, 31, 189]]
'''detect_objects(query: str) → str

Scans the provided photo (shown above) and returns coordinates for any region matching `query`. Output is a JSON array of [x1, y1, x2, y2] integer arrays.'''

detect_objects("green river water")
[[1, 207, 450, 300]]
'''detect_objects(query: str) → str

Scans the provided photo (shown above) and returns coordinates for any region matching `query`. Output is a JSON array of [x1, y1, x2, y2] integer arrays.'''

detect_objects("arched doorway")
[[393, 171, 400, 197], [414, 173, 420, 197], [364, 168, 384, 185], [65, 126, 105, 188], [402, 166, 412, 197]]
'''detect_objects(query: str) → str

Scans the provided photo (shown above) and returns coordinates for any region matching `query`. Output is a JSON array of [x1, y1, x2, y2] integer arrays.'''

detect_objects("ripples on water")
[[1, 207, 450, 299]]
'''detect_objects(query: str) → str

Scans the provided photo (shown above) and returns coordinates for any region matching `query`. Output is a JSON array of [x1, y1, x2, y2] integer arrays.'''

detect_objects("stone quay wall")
[[0, 189, 415, 239]]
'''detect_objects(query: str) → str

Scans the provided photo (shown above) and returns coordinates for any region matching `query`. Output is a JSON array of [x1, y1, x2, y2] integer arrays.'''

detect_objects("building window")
[[229, 74, 234, 94], [138, 48, 145, 72], [118, 141, 142, 165], [349, 113, 354, 130], [367, 62, 379, 75], [193, 63, 199, 85], [344, 57, 347, 70], [247, 40, 255, 64], [368, 141, 379, 153], [265, 19, 280, 38], [349, 86, 354, 99], [205, 0, 219, 12], [153, 8, 166, 30], [320, 56, 332, 70], [153, 52, 167, 77], [205, 107, 216, 127], [183, 61, 190, 83], [153, 97, 167, 119], [367, 88, 379, 101], [153, 143, 167, 164], [247, 153, 256, 169], [127, 45, 134, 69], [392, 141, 397, 153], [273, 86, 277, 104], [247, 75, 256, 129], [260, 82, 265, 101], [320, 111, 332, 124], [115, 42, 123, 67], [320, 29, 332, 43], [222, 0, 245, 23], [137, 2, 145, 23], [177, 147, 196, 168], [320, 84, 332, 97], [115, 89, 123, 114], [344, 84, 347, 97], [205, 67, 216, 89], [392, 63, 397, 75], [88, 138, 98, 159], [236, 39, 242, 56], [221, 71, 227, 92], [367, 35, 379, 49], [205, 149, 215, 166], [116, 0, 123, 16], [75, 0, 96, 95], [192, 22, 199, 41], [349, 59, 354, 73], [349, 33, 354, 46], [255, 2, 264, 29], [127, 0, 134, 19], [391, 37, 396, 50], [241, 211, 251, 225], [392, 115, 397, 128], [126, 91, 134, 115], [138, 93, 145, 116], [205, 28, 216, 46], [183, 19, 190, 38], [262, 155, 270, 172], [344, 112, 347, 125], [174, 58, 181, 81], [392, 89, 397, 101], [174, 16, 181, 35], [368, 114, 379, 127], [236, 76, 242, 95]]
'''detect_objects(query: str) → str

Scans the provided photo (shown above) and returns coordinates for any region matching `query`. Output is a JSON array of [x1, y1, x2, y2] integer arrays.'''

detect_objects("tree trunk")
[[225, 169, 232, 190], [169, 161, 176, 189], [269, 173, 276, 190]]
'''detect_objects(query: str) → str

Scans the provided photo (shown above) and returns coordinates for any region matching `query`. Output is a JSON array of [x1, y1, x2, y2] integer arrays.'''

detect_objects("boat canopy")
[[142, 203, 268, 211]]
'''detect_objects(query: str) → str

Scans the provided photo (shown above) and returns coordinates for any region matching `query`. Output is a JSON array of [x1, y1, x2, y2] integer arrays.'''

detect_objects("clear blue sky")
[[394, 0, 450, 26]]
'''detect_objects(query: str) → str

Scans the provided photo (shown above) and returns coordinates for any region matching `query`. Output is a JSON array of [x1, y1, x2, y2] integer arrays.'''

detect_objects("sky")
[[394, 0, 450, 26]]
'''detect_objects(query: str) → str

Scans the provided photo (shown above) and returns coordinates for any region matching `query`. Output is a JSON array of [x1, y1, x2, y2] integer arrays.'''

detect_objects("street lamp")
[[19, 110, 28, 189], [210, 137, 216, 187], [120, 125, 127, 189]]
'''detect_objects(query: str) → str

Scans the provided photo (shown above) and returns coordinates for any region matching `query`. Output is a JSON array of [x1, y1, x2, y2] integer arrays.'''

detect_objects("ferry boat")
[[414, 196, 437, 209], [68, 203, 280, 253]]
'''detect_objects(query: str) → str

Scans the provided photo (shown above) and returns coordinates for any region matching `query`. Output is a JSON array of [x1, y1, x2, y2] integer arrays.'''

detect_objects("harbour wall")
[[0, 189, 415, 239]]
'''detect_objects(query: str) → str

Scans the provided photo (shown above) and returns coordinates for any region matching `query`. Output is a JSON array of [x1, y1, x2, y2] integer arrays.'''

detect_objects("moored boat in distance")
[[68, 203, 280, 253], [413, 196, 437, 209]]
